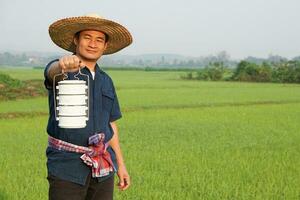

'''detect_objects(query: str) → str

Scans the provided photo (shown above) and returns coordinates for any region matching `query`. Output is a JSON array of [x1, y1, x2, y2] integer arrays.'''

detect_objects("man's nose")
[[88, 40, 97, 48]]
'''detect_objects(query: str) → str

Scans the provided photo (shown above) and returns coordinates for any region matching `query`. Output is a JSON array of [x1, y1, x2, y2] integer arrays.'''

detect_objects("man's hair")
[[74, 31, 109, 43]]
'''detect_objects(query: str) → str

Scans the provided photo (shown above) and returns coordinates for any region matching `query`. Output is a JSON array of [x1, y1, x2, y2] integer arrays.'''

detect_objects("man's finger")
[[119, 179, 124, 187], [73, 58, 80, 69], [68, 58, 75, 68], [79, 60, 86, 68], [72, 56, 81, 68], [122, 177, 130, 190], [59, 60, 66, 73], [118, 176, 130, 191], [118, 174, 125, 190], [126, 177, 130, 186], [66, 62, 71, 70]]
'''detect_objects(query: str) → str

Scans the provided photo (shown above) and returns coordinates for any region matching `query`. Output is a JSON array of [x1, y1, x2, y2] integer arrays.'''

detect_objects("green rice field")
[[0, 67, 299, 199]]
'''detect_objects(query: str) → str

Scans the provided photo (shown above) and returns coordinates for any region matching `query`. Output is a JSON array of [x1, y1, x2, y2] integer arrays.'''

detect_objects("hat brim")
[[49, 16, 133, 55]]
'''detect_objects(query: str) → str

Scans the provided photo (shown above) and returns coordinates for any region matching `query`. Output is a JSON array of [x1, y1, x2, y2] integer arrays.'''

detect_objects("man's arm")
[[46, 61, 61, 83], [109, 121, 130, 191], [46, 55, 83, 82]]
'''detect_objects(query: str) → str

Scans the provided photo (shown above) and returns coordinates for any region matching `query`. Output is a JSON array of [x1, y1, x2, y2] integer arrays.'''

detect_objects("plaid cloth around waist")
[[48, 134, 115, 178]]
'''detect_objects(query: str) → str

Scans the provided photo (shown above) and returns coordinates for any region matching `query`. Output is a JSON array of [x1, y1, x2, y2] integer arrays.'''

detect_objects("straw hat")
[[49, 14, 133, 55]]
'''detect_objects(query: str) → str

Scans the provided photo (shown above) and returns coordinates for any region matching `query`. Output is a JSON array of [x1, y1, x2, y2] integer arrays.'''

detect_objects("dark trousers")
[[47, 174, 114, 200]]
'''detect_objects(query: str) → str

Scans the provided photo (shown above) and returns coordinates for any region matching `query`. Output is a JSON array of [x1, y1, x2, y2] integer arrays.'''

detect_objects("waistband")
[[48, 134, 115, 178]]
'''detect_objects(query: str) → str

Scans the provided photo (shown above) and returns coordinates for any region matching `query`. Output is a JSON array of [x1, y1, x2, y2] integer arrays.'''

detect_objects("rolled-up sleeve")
[[44, 59, 59, 90]]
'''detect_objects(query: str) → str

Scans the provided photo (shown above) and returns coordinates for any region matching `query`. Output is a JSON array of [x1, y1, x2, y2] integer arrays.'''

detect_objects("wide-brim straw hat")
[[49, 14, 133, 55]]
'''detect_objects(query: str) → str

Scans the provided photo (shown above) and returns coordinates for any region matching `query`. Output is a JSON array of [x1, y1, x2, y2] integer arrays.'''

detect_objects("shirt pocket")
[[102, 90, 115, 113]]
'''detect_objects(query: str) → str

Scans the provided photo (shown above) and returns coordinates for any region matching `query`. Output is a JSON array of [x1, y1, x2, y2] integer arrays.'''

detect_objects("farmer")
[[44, 14, 132, 200]]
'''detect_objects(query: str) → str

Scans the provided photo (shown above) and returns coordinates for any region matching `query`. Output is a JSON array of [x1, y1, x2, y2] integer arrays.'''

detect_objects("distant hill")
[[0, 51, 298, 69]]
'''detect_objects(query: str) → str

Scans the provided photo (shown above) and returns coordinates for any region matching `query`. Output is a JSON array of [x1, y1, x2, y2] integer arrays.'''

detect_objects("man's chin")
[[82, 55, 100, 62]]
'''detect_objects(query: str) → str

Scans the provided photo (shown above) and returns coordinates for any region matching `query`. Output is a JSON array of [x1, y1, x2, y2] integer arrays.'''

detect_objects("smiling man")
[[44, 14, 132, 200]]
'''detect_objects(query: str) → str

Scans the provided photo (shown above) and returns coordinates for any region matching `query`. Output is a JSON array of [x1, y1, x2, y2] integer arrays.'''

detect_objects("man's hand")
[[117, 165, 130, 191], [58, 55, 85, 73], [109, 122, 130, 191]]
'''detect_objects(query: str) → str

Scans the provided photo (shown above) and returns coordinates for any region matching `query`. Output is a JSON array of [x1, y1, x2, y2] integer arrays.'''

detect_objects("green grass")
[[0, 116, 48, 200], [0, 67, 44, 80], [0, 97, 47, 114], [121, 104, 300, 199], [0, 68, 300, 199]]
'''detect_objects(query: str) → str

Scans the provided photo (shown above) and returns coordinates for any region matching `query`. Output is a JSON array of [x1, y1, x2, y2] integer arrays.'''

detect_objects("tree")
[[195, 62, 226, 81]]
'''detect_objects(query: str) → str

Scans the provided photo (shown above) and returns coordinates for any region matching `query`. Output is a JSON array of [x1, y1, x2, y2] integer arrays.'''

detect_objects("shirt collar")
[[82, 63, 104, 74]]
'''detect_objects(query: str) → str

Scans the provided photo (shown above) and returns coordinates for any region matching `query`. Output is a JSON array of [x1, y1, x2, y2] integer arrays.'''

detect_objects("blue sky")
[[1, 0, 300, 59]]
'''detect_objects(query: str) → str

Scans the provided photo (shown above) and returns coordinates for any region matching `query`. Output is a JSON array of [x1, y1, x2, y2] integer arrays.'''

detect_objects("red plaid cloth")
[[48, 134, 115, 178]]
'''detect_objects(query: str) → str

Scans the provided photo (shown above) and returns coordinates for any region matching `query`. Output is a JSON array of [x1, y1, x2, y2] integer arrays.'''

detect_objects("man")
[[44, 14, 132, 200]]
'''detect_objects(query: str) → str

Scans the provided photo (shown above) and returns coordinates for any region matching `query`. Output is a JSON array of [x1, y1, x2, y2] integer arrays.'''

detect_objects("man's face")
[[74, 30, 108, 62]]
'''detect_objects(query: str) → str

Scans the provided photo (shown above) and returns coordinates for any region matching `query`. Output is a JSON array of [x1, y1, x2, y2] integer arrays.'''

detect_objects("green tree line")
[[181, 60, 300, 83]]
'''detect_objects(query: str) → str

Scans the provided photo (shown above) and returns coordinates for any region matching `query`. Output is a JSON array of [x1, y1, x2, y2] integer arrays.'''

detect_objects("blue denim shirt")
[[44, 59, 122, 185]]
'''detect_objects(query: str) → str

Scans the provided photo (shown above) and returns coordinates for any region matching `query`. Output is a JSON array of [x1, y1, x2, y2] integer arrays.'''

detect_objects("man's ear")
[[73, 37, 78, 46], [103, 42, 108, 50]]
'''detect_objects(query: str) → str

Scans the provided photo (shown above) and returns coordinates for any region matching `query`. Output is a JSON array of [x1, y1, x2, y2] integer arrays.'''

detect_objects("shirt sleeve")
[[44, 59, 59, 90], [109, 83, 122, 122]]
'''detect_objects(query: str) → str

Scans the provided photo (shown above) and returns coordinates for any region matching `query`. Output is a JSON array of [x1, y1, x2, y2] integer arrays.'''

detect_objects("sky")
[[1, 0, 300, 59]]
